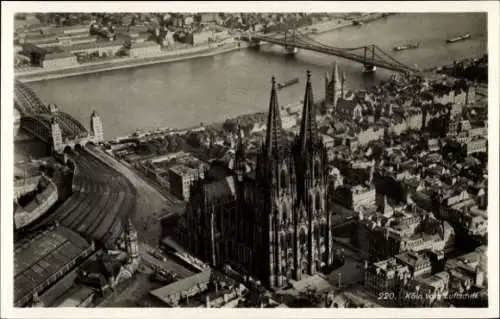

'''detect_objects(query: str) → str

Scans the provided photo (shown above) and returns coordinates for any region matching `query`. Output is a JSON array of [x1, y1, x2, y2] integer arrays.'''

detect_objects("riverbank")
[[298, 12, 395, 35], [16, 13, 394, 83], [16, 42, 248, 83]]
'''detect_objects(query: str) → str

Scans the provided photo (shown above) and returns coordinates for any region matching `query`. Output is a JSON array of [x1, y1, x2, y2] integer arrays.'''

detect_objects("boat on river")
[[446, 33, 471, 43], [277, 78, 299, 90], [393, 41, 420, 52]]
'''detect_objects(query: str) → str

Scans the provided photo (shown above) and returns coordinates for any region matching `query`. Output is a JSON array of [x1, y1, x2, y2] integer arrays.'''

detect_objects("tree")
[[193, 13, 202, 24], [174, 135, 186, 150], [166, 136, 177, 153], [124, 40, 132, 50], [147, 143, 158, 155], [222, 118, 238, 133]]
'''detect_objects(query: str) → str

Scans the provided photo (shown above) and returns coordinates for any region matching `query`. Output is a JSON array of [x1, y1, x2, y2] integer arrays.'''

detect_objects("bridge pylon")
[[283, 29, 298, 56], [247, 34, 261, 49], [51, 119, 64, 154], [362, 44, 377, 73], [90, 110, 104, 143]]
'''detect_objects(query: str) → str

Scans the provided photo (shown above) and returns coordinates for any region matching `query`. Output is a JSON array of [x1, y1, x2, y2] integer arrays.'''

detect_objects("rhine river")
[[29, 13, 487, 140]]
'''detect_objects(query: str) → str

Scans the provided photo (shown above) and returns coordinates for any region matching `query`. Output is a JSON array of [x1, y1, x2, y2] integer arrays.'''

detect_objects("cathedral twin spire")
[[264, 76, 284, 160], [264, 71, 319, 159], [298, 70, 318, 154]]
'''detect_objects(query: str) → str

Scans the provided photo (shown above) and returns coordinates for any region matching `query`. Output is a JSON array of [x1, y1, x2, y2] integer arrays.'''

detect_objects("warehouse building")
[[42, 51, 78, 69], [69, 40, 124, 57], [57, 35, 97, 47], [129, 41, 162, 58], [169, 164, 205, 201], [20, 34, 59, 47], [53, 24, 90, 36], [14, 224, 95, 307], [188, 30, 214, 45]]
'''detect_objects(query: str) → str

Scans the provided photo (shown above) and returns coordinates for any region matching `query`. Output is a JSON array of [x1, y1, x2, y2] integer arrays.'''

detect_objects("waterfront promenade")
[[16, 42, 245, 83]]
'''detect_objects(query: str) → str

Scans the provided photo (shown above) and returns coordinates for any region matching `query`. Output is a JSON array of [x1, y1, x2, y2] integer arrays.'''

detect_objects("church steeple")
[[332, 62, 340, 87], [264, 75, 283, 160], [341, 72, 347, 99], [299, 70, 317, 154]]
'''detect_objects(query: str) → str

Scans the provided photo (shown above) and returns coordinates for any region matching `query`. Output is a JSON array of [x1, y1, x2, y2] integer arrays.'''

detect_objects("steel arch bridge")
[[20, 116, 52, 143], [241, 31, 419, 74], [15, 80, 89, 146], [14, 80, 50, 115], [20, 112, 88, 142]]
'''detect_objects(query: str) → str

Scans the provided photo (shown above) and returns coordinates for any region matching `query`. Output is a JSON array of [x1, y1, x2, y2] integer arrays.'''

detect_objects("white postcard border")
[[1, 1, 499, 318]]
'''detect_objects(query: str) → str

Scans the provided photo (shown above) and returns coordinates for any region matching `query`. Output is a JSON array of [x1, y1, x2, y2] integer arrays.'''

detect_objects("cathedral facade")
[[176, 71, 336, 289]]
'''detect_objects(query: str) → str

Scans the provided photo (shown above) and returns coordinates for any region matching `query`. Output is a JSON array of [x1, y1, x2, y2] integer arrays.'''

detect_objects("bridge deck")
[[243, 34, 417, 73]]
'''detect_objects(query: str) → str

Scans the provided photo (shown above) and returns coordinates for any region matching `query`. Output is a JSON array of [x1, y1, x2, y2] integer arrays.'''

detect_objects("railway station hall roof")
[[14, 225, 93, 305]]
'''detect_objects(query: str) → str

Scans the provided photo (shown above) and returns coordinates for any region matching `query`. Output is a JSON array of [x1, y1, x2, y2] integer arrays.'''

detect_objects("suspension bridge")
[[240, 31, 420, 74]]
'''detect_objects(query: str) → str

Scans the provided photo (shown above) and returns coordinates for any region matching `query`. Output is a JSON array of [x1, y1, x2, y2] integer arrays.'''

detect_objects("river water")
[[29, 13, 487, 139]]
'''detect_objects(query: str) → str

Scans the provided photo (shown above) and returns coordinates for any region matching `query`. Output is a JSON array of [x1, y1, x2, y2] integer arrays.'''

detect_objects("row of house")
[[21, 38, 163, 70], [351, 197, 456, 261], [149, 268, 247, 308], [364, 245, 487, 307]]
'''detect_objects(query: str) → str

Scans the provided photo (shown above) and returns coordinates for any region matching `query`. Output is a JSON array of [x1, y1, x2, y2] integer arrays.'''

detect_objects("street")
[[323, 239, 366, 290], [87, 146, 181, 245], [139, 242, 195, 279]]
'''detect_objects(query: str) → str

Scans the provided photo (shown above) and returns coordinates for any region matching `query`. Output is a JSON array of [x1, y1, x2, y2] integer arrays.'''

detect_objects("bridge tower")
[[49, 103, 59, 113], [283, 29, 298, 55], [51, 118, 64, 153], [363, 44, 377, 73], [247, 34, 261, 49], [90, 110, 104, 143]]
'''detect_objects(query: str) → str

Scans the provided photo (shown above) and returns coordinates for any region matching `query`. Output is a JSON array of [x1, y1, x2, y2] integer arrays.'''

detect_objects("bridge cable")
[[374, 46, 409, 67], [262, 32, 416, 72], [295, 33, 368, 51], [294, 34, 387, 64], [374, 45, 415, 70], [371, 50, 411, 71]]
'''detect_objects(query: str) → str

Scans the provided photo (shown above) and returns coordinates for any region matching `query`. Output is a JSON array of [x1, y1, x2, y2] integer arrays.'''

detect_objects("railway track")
[[36, 148, 136, 247]]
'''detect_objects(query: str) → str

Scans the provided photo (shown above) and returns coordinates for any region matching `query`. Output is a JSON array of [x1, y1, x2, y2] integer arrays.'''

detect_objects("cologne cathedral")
[[176, 71, 336, 289]]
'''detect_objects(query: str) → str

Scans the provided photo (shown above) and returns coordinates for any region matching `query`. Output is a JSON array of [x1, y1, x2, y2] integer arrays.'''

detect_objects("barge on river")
[[277, 78, 299, 90], [393, 41, 420, 52], [446, 33, 471, 44]]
